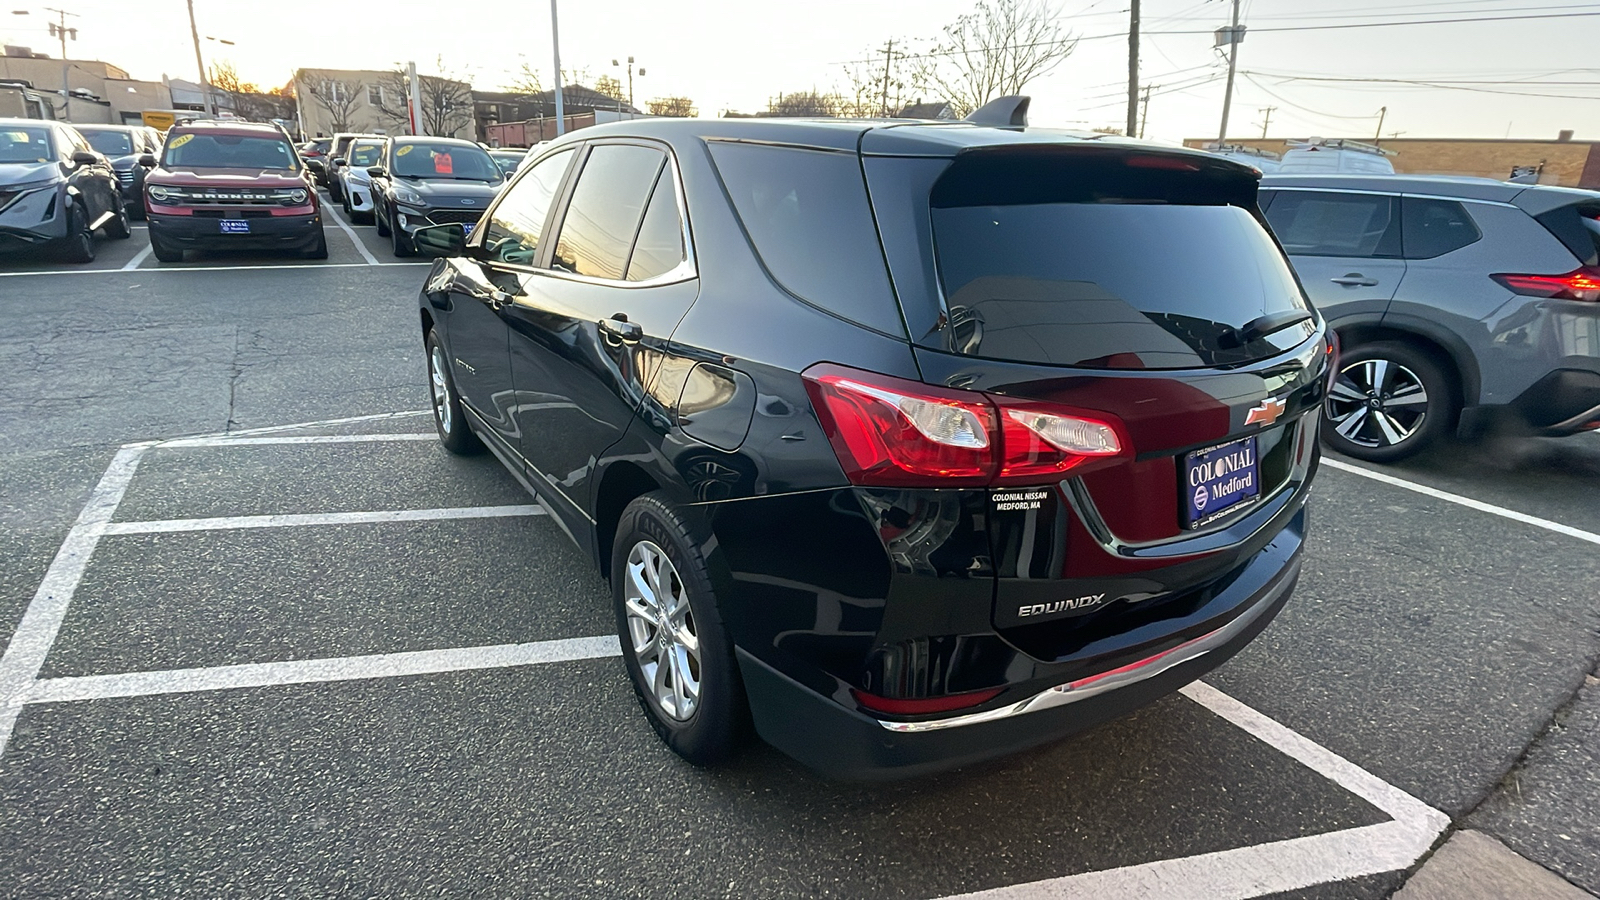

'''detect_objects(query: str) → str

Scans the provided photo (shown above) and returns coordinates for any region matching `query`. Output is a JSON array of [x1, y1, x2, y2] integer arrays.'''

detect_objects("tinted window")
[[164, 133, 299, 170], [484, 148, 573, 266], [1401, 197, 1480, 259], [392, 141, 501, 182], [552, 144, 664, 280], [0, 125, 51, 163], [709, 142, 901, 334], [626, 172, 685, 282], [1264, 191, 1398, 258], [81, 129, 133, 156], [933, 204, 1311, 369]]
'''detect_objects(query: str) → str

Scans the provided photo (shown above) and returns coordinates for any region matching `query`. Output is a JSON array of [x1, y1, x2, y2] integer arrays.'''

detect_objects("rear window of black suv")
[[929, 151, 1313, 370]]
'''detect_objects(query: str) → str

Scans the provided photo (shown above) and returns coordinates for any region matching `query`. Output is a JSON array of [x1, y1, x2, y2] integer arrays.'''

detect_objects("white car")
[[338, 138, 385, 224]]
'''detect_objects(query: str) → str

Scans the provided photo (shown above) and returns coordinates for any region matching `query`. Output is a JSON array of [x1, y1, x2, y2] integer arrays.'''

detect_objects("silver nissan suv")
[[1261, 174, 1600, 461]]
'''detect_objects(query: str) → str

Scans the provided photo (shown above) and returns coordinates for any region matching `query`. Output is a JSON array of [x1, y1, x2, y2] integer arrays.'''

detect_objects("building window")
[[320, 81, 346, 104], [367, 85, 384, 107]]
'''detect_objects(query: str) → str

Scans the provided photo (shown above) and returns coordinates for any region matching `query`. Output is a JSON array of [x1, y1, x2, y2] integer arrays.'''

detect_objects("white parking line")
[[160, 432, 436, 448], [120, 242, 153, 270], [197, 409, 429, 439], [103, 504, 545, 535], [26, 636, 622, 704], [0, 445, 148, 755], [1323, 458, 1600, 547], [0, 261, 429, 277], [323, 202, 380, 267]]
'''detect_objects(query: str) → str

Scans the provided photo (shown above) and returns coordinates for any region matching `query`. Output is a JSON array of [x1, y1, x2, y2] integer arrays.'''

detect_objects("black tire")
[[303, 227, 329, 260], [353, 207, 373, 226], [55, 203, 95, 264], [148, 230, 182, 263], [1322, 340, 1457, 463], [328, 178, 343, 204], [611, 492, 746, 766], [103, 204, 132, 240], [375, 202, 391, 236], [391, 213, 415, 257], [125, 201, 146, 222], [425, 330, 483, 455]]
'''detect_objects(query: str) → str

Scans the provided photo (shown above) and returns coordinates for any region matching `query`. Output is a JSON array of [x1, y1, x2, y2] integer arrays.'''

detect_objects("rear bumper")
[[738, 519, 1303, 780], [148, 211, 322, 251], [1462, 367, 1600, 436]]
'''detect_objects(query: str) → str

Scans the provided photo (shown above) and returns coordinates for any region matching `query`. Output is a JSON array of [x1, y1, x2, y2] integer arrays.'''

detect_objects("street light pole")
[[185, 0, 215, 118], [611, 56, 644, 112], [1216, 0, 1243, 144], [550, 0, 565, 135]]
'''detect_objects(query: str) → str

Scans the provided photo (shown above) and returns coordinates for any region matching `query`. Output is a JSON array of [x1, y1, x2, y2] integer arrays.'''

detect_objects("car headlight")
[[287, 188, 308, 204], [394, 186, 425, 207], [147, 184, 177, 203], [7, 177, 62, 193]]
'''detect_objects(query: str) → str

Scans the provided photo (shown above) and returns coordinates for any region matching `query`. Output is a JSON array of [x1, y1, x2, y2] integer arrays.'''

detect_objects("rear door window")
[[550, 143, 664, 280], [932, 202, 1311, 369], [1264, 190, 1400, 258], [1402, 197, 1481, 259], [625, 172, 686, 282]]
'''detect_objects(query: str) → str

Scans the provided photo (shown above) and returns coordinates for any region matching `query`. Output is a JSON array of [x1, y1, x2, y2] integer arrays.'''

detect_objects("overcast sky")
[[4, 0, 1598, 144]]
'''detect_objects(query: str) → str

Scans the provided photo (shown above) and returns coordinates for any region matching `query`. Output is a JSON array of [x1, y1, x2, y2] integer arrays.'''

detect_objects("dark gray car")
[[1261, 174, 1600, 461], [367, 136, 504, 257], [75, 124, 162, 220], [0, 119, 130, 263]]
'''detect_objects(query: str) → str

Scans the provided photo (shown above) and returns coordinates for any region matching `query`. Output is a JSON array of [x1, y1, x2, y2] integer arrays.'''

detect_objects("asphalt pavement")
[[0, 200, 1595, 898]]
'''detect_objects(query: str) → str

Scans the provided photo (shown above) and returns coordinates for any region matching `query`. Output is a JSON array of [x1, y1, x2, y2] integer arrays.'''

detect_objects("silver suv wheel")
[[623, 539, 701, 722], [1327, 358, 1430, 449]]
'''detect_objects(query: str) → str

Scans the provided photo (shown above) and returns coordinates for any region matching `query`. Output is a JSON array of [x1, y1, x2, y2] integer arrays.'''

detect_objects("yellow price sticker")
[[168, 133, 194, 148], [397, 145, 414, 156]]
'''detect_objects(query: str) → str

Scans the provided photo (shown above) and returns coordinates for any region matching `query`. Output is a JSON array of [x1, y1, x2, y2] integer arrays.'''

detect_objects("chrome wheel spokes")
[[429, 346, 451, 433], [1325, 357, 1429, 449], [624, 540, 701, 721]]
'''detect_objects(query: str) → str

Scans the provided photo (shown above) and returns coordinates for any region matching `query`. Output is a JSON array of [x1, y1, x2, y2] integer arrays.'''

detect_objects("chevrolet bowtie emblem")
[[1245, 397, 1288, 427]]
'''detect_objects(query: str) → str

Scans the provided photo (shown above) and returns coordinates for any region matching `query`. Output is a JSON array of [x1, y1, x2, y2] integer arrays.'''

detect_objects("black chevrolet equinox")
[[413, 98, 1331, 779]]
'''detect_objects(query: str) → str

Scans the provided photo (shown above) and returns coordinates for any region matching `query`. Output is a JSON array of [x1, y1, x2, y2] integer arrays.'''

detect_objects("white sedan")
[[338, 139, 385, 225]]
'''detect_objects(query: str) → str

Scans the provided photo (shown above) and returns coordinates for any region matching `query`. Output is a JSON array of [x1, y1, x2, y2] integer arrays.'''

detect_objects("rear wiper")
[[1221, 309, 1315, 348]]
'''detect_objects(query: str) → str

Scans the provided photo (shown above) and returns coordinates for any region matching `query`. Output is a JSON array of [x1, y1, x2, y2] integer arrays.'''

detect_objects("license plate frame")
[[1181, 435, 1261, 530], [219, 219, 251, 234]]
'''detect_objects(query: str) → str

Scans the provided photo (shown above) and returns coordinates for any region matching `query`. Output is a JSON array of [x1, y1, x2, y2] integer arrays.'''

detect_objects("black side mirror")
[[331, 157, 347, 166], [366, 166, 386, 179], [138, 153, 157, 168], [412, 223, 465, 257], [70, 150, 99, 166]]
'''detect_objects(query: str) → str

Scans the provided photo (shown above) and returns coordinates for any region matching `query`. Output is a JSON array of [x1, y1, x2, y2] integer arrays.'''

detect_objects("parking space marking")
[[0, 261, 430, 277], [103, 504, 545, 535], [323, 203, 380, 267], [0, 445, 148, 755], [160, 432, 436, 448], [210, 409, 428, 438], [26, 635, 621, 704], [1324, 458, 1600, 547], [120, 242, 153, 271]]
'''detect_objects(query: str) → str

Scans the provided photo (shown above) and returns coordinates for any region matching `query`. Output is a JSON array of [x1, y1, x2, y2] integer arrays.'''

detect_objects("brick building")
[[1184, 134, 1600, 189]]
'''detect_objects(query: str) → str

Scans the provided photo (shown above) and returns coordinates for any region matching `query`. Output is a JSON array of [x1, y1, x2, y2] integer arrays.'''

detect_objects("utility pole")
[[550, 0, 565, 135], [185, 0, 215, 118], [1216, 0, 1243, 144], [1126, 0, 1140, 137], [880, 38, 894, 117], [1373, 106, 1387, 145], [407, 60, 423, 135], [1258, 106, 1275, 139], [1138, 84, 1153, 139], [43, 6, 77, 121]]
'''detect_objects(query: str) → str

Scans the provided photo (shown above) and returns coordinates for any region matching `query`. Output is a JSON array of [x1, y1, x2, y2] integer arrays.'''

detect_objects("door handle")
[[599, 315, 643, 343], [1331, 274, 1379, 287]]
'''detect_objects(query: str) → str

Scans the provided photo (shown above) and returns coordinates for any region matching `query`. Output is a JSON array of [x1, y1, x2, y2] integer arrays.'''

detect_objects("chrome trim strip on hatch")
[[873, 568, 1290, 733]]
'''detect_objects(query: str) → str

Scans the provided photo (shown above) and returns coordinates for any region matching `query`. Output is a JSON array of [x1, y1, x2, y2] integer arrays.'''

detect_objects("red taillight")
[[801, 363, 1131, 487], [851, 686, 1003, 716], [1492, 267, 1600, 302]]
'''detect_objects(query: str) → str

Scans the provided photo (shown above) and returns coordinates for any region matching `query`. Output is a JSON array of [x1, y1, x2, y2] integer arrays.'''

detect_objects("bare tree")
[[209, 61, 292, 121], [647, 96, 696, 117], [767, 91, 843, 117], [303, 72, 363, 133], [374, 59, 475, 137], [594, 75, 625, 102], [911, 0, 1076, 118], [841, 42, 910, 117], [507, 61, 543, 99]]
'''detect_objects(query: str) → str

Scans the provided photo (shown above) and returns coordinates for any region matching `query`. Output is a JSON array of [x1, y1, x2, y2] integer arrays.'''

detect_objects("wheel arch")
[[1332, 315, 1479, 408], [420, 307, 435, 344], [594, 461, 665, 580]]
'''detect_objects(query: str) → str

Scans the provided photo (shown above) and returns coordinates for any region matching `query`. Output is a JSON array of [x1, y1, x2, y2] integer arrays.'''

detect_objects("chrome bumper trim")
[[874, 574, 1287, 733]]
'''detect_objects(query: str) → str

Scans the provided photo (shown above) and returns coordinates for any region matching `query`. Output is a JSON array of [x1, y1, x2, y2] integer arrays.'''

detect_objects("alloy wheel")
[[623, 540, 701, 721], [1326, 358, 1429, 449], [429, 344, 452, 434]]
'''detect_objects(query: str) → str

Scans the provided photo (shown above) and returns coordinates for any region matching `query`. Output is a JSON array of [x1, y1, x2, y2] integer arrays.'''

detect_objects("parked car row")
[[0, 117, 132, 263]]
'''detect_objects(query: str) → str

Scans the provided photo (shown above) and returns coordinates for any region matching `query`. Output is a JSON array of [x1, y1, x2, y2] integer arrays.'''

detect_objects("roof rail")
[[1284, 137, 1396, 157], [963, 95, 1029, 129]]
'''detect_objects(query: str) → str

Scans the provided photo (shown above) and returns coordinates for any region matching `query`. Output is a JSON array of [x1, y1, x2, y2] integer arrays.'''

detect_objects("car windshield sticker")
[[397, 145, 413, 156], [167, 134, 194, 148], [433, 152, 453, 174]]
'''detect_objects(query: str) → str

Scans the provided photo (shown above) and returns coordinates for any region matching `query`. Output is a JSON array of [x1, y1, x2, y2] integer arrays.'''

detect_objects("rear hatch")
[[862, 137, 1329, 658]]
